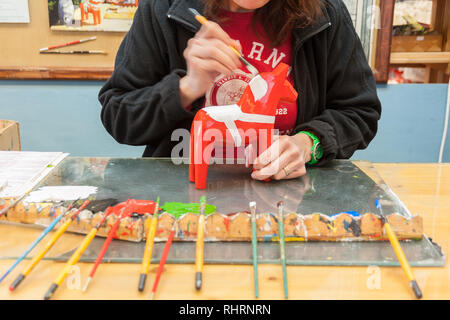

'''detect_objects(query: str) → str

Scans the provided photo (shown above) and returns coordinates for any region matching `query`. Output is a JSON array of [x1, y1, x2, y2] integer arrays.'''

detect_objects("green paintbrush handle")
[[251, 219, 259, 298], [278, 217, 288, 299]]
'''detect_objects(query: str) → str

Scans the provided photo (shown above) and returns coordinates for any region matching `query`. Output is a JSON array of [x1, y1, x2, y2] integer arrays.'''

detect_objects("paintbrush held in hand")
[[188, 8, 259, 76]]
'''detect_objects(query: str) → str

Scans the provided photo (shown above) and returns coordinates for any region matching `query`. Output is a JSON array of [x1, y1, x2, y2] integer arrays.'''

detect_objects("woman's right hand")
[[179, 21, 242, 108]]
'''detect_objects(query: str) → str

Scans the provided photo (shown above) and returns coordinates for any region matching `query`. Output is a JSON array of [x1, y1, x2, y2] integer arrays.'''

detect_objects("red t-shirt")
[[203, 10, 297, 136]]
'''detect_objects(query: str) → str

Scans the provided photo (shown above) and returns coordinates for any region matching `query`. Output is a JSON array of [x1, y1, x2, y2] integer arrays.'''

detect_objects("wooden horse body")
[[189, 63, 298, 189], [80, 0, 102, 26]]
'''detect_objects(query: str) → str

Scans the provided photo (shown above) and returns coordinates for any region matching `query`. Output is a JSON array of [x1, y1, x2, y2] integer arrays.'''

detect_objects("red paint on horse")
[[189, 63, 297, 189]]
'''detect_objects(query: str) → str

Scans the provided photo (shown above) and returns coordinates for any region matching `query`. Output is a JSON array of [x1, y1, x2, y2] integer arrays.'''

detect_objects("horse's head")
[[238, 63, 298, 116]]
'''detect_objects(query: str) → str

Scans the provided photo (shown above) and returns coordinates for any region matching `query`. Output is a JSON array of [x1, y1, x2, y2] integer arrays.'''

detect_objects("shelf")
[[390, 52, 450, 64]]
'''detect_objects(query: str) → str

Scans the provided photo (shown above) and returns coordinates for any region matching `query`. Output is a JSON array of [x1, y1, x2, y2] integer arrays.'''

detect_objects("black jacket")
[[99, 0, 381, 165]]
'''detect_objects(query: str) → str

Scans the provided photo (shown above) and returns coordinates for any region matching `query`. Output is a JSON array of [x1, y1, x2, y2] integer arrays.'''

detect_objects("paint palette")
[[26, 157, 412, 216], [0, 157, 445, 266]]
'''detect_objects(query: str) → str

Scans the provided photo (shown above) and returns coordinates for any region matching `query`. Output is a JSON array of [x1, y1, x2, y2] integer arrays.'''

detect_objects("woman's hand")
[[251, 133, 313, 180], [179, 21, 242, 108]]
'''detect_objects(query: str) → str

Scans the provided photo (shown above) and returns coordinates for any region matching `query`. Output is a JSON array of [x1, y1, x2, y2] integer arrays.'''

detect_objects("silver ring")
[[283, 166, 290, 177]]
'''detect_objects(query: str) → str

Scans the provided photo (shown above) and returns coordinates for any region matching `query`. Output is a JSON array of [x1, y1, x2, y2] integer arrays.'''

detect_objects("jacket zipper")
[[167, 13, 198, 33], [292, 21, 332, 124], [292, 21, 332, 73]]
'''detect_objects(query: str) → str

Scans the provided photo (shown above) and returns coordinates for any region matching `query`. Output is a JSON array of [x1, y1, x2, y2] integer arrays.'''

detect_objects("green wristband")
[[298, 131, 323, 165]]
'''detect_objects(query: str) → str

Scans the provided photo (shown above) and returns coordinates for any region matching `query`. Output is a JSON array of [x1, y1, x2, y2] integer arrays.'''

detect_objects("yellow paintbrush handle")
[[229, 46, 242, 57], [193, 14, 208, 25], [23, 219, 73, 277], [384, 223, 415, 281], [54, 228, 98, 286], [195, 214, 205, 273], [140, 215, 158, 274]]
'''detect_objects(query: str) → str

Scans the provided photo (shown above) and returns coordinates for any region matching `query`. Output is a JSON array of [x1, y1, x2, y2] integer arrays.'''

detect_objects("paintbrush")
[[138, 197, 160, 292], [82, 203, 131, 292], [34, 199, 89, 299], [375, 198, 423, 299], [39, 36, 97, 52], [195, 196, 206, 290], [188, 8, 259, 76], [40, 50, 107, 55], [0, 188, 33, 217], [42, 206, 113, 299], [1, 200, 78, 285], [249, 201, 259, 298], [150, 222, 176, 300], [277, 201, 288, 299]]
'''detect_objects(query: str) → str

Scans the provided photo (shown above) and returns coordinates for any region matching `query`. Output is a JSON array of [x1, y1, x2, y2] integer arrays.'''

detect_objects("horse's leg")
[[189, 123, 195, 183], [94, 8, 100, 25], [80, 4, 85, 21], [194, 123, 212, 189], [195, 142, 212, 189]]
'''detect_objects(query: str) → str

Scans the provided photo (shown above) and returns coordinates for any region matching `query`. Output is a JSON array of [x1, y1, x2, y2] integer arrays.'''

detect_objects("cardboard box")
[[0, 120, 21, 151]]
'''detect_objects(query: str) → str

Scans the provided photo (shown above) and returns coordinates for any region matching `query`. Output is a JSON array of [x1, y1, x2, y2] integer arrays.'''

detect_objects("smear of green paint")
[[161, 202, 216, 219]]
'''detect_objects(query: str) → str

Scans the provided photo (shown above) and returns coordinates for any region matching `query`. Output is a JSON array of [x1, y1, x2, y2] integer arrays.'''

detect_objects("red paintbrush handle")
[[151, 229, 175, 294], [70, 200, 90, 220], [95, 207, 113, 229], [47, 40, 80, 50], [88, 217, 121, 278]]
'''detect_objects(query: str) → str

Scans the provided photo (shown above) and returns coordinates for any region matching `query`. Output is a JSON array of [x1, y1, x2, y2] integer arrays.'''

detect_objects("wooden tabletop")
[[1, 163, 449, 300]]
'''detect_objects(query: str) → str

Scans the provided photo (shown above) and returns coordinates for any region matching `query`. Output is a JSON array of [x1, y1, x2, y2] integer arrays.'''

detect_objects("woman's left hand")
[[251, 133, 313, 180]]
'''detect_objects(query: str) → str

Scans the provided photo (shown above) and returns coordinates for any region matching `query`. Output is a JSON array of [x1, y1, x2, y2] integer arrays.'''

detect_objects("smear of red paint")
[[224, 217, 231, 231]]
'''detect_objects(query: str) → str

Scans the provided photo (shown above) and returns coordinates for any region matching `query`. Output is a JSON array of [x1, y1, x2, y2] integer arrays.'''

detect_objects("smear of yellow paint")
[[272, 236, 306, 242]]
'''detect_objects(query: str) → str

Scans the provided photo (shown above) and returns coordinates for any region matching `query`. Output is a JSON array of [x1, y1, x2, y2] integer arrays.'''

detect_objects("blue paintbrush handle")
[[0, 210, 64, 283]]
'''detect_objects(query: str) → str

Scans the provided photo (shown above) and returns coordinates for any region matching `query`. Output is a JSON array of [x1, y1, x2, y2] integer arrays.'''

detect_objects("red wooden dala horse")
[[189, 63, 298, 189]]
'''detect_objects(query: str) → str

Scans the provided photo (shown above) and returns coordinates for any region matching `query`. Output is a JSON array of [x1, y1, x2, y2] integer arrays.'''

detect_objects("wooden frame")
[[373, 0, 395, 83], [0, 66, 113, 80]]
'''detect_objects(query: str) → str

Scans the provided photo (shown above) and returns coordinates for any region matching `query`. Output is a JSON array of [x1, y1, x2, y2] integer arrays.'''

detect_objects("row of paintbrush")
[[0, 194, 281, 300], [0, 196, 199, 299], [0, 194, 422, 299]]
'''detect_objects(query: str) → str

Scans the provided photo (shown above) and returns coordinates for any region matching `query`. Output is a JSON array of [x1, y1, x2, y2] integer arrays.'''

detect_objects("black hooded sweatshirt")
[[99, 0, 381, 165]]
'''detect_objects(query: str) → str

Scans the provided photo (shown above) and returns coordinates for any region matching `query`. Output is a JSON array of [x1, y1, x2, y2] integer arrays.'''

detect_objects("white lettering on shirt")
[[263, 48, 286, 68], [248, 42, 264, 61]]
